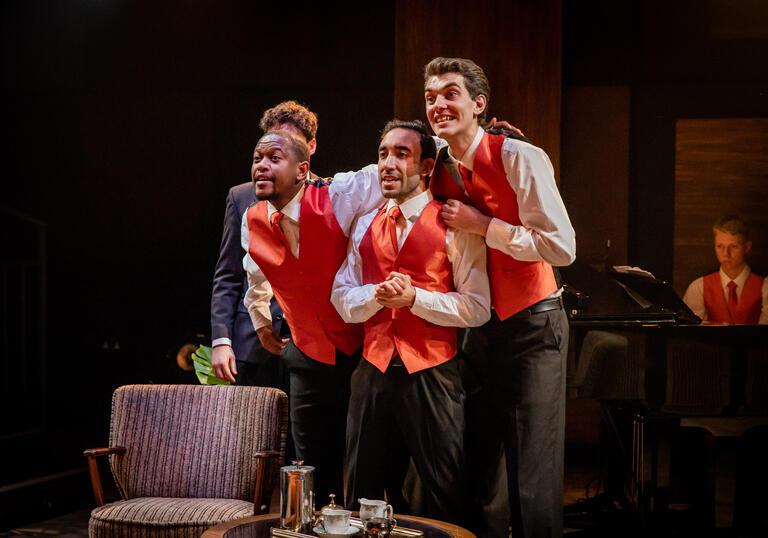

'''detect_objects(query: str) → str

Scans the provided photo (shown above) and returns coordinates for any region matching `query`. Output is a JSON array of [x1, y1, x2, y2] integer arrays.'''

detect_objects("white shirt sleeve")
[[332, 199, 491, 328], [484, 138, 576, 266], [331, 212, 383, 323], [240, 209, 274, 331], [410, 228, 491, 327], [682, 277, 707, 321], [328, 164, 384, 236], [760, 277, 768, 325]]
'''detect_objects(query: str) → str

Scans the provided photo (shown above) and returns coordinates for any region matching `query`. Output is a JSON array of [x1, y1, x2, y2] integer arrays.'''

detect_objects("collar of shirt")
[[719, 265, 751, 296], [385, 190, 433, 223], [266, 184, 304, 224], [446, 124, 484, 171]]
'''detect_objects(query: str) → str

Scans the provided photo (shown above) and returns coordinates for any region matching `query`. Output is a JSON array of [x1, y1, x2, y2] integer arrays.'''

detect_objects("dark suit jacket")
[[211, 182, 285, 365]]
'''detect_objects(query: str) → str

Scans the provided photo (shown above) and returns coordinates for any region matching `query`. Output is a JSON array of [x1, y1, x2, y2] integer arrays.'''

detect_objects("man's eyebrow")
[[378, 144, 412, 153], [425, 81, 461, 93], [255, 144, 283, 153]]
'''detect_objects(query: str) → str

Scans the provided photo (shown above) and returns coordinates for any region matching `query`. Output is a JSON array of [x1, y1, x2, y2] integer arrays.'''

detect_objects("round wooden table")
[[202, 513, 476, 538]]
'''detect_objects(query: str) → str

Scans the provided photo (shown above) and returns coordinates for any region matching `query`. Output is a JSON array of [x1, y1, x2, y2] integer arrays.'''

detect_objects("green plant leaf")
[[195, 370, 231, 385], [192, 345, 231, 385]]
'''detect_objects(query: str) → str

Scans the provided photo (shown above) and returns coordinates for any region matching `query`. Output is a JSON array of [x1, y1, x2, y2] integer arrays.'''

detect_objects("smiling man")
[[683, 215, 767, 324], [331, 119, 490, 523], [423, 57, 576, 538], [241, 129, 381, 504]]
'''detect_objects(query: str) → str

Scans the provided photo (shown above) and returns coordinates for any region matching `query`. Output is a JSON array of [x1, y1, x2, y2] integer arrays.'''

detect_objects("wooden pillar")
[[394, 0, 562, 175]]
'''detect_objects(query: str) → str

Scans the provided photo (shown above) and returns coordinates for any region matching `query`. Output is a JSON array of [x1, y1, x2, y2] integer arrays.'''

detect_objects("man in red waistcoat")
[[331, 119, 491, 523], [683, 215, 767, 324], [241, 129, 382, 504], [423, 57, 576, 538], [211, 101, 318, 387]]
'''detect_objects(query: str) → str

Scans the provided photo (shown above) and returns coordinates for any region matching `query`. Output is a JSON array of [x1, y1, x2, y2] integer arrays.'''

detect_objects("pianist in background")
[[683, 215, 768, 324]]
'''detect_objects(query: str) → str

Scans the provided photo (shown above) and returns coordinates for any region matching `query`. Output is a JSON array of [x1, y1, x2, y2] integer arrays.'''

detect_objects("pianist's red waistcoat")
[[246, 185, 363, 364], [430, 131, 557, 319], [703, 271, 763, 324], [359, 200, 457, 373]]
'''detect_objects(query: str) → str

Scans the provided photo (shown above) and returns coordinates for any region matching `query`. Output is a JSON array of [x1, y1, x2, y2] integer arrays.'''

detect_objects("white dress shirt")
[[331, 189, 491, 328], [240, 165, 381, 332], [682, 265, 768, 324], [436, 125, 576, 267]]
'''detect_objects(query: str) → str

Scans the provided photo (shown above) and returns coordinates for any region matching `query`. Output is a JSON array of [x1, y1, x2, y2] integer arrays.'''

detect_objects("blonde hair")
[[712, 215, 750, 242]]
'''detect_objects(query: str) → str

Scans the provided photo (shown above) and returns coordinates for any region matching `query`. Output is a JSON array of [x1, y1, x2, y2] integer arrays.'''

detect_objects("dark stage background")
[[2, 0, 768, 531], [2, 1, 395, 524]]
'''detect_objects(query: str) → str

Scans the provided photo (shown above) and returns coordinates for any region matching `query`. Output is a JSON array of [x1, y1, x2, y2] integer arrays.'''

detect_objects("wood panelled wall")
[[393, 0, 562, 175], [673, 118, 768, 294], [561, 87, 630, 268]]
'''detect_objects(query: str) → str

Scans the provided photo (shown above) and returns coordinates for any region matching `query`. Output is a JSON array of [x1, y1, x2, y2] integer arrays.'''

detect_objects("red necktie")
[[271, 211, 289, 250], [727, 280, 738, 311], [388, 206, 403, 252]]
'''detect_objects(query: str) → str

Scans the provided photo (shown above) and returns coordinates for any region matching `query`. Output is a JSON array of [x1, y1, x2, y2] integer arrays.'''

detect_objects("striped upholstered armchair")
[[84, 384, 288, 538]]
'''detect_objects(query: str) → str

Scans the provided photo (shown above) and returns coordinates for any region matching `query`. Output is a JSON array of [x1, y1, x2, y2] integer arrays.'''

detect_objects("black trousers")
[[281, 340, 359, 506], [234, 311, 295, 460], [464, 306, 568, 538], [233, 355, 285, 388], [345, 357, 466, 525]]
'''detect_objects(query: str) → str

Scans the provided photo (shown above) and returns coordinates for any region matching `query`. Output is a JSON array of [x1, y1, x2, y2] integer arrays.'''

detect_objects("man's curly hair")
[[259, 100, 318, 142]]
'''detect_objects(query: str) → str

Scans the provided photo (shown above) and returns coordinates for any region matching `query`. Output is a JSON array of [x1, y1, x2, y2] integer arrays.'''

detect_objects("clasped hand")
[[374, 271, 416, 308]]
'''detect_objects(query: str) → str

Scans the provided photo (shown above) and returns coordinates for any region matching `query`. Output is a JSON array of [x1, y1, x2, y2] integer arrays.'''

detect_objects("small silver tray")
[[269, 517, 424, 537]]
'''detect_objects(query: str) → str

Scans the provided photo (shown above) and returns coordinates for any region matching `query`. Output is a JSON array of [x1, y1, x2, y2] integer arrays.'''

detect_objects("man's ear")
[[473, 94, 487, 118], [308, 139, 317, 156], [297, 160, 310, 181], [745, 240, 753, 254], [420, 158, 436, 181]]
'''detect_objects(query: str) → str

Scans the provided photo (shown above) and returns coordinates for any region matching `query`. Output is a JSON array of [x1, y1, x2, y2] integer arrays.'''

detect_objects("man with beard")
[[211, 101, 319, 386], [331, 119, 490, 523], [241, 129, 380, 504]]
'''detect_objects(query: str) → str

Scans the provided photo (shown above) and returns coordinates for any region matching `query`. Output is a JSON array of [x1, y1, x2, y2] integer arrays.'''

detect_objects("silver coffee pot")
[[280, 460, 315, 532]]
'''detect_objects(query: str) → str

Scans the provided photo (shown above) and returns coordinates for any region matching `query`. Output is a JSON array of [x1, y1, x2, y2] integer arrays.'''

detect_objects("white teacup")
[[358, 498, 393, 524], [322, 508, 351, 533]]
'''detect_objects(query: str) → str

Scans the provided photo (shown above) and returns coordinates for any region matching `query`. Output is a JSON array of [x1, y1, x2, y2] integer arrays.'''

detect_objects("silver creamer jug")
[[280, 460, 315, 532]]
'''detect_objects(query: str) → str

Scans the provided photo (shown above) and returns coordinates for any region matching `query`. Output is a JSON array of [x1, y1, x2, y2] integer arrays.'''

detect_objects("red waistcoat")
[[430, 132, 557, 319], [702, 271, 763, 324], [359, 200, 457, 374], [246, 185, 363, 364]]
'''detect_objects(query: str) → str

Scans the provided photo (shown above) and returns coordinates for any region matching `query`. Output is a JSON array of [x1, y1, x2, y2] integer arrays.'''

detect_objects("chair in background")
[[84, 384, 288, 538]]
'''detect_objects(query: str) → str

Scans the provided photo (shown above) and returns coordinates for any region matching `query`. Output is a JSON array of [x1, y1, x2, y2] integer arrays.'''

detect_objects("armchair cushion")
[[89, 497, 254, 538]]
